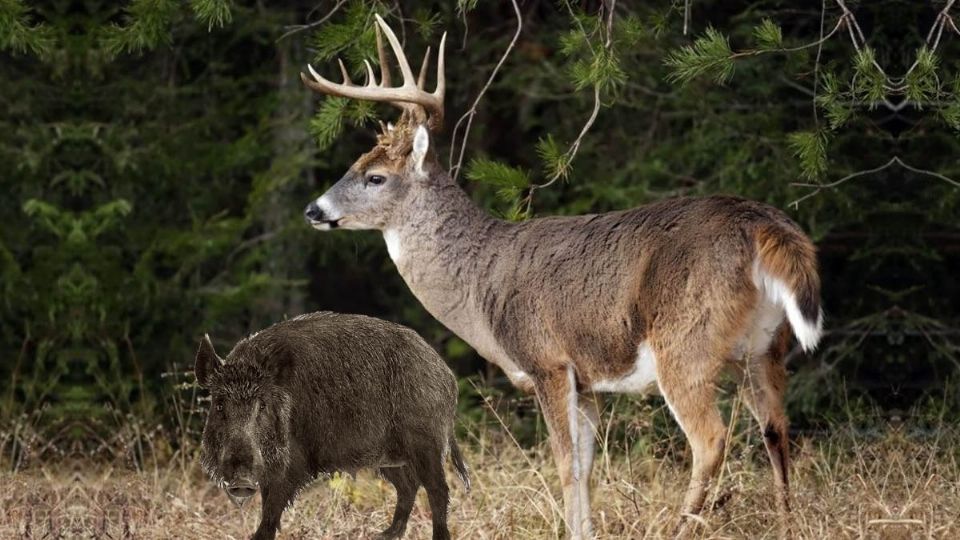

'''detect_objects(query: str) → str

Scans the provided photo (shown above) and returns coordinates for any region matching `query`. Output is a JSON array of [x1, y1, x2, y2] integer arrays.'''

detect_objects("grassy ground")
[[2, 404, 957, 539]]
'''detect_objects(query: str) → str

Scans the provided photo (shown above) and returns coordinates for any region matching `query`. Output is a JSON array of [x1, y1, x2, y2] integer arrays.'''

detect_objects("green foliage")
[[309, 97, 349, 151], [557, 10, 627, 93], [411, 7, 441, 40], [568, 45, 625, 92], [465, 158, 530, 220], [535, 135, 571, 182], [816, 71, 854, 130], [189, 0, 232, 30], [851, 47, 887, 107], [100, 0, 180, 57], [944, 87, 960, 131], [0, 0, 53, 55], [309, 2, 378, 65], [905, 47, 939, 107], [787, 130, 829, 181], [308, 97, 377, 152], [752, 18, 783, 50], [665, 27, 735, 85]]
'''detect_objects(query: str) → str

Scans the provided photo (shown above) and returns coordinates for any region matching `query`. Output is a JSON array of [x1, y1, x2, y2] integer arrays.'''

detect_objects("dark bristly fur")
[[195, 312, 469, 540]]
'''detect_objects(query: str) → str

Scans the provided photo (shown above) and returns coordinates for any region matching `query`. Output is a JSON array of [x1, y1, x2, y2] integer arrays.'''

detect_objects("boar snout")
[[220, 434, 264, 503], [225, 478, 258, 507]]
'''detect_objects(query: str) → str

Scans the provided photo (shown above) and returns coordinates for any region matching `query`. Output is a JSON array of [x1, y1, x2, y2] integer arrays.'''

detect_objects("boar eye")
[[215, 403, 223, 412], [366, 174, 385, 186]]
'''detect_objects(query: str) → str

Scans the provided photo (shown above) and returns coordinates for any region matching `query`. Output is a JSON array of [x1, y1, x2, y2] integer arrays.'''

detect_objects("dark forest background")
[[1, 0, 959, 465]]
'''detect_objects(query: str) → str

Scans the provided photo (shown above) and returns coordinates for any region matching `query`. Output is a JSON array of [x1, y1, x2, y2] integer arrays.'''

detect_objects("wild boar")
[[195, 311, 470, 540]]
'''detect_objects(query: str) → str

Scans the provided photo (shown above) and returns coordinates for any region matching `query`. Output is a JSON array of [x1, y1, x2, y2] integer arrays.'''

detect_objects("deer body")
[[381, 173, 813, 392], [301, 16, 822, 538]]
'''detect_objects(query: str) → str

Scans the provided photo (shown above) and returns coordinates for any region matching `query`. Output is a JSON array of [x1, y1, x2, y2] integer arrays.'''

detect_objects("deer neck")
[[383, 176, 510, 360]]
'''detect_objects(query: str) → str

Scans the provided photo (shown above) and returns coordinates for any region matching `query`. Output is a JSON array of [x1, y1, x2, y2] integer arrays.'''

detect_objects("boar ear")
[[195, 334, 224, 387]]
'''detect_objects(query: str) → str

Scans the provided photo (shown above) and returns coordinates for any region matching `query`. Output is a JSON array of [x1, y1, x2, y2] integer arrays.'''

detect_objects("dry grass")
[[2, 396, 958, 539], [2, 425, 957, 539]]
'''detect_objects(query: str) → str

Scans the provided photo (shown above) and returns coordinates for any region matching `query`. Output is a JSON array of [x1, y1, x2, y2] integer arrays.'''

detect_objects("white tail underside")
[[753, 262, 824, 352]]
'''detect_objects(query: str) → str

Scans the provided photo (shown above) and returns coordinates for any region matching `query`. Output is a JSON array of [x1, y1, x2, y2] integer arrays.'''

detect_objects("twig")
[[522, 85, 602, 213], [448, 0, 523, 181], [276, 0, 348, 43], [897, 158, 960, 188], [521, 1, 616, 215], [729, 15, 845, 59], [901, 0, 957, 82], [812, 0, 828, 124], [789, 156, 960, 208]]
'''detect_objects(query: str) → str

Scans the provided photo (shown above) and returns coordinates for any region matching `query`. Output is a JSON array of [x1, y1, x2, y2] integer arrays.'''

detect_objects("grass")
[[2, 395, 958, 539]]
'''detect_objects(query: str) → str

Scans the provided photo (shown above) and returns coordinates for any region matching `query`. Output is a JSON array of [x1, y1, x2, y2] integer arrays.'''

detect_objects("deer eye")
[[367, 174, 386, 186]]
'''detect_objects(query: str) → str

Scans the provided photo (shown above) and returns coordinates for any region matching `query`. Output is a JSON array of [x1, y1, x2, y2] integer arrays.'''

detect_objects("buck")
[[301, 15, 822, 539]]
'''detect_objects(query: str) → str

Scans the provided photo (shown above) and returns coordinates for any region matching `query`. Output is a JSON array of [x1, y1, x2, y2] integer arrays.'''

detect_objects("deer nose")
[[304, 201, 323, 222]]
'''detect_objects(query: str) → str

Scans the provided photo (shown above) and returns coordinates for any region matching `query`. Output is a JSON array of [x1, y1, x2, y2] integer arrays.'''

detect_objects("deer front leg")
[[575, 392, 601, 536], [535, 365, 595, 539]]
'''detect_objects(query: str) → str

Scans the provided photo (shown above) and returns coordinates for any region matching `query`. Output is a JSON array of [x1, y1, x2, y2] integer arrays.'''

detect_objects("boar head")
[[195, 335, 292, 507]]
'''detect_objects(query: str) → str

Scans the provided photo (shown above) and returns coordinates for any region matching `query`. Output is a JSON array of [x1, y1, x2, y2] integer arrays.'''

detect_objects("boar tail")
[[449, 436, 471, 491]]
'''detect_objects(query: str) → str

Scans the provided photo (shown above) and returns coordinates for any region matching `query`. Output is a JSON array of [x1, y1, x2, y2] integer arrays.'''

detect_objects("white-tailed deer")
[[301, 15, 823, 539]]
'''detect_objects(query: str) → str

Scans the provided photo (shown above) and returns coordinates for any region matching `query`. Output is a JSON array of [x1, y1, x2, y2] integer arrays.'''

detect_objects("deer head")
[[303, 15, 447, 231]]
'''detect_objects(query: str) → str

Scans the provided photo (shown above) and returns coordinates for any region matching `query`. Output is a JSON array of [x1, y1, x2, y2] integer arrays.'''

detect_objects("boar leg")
[[252, 479, 298, 540], [411, 446, 451, 540], [378, 466, 420, 538]]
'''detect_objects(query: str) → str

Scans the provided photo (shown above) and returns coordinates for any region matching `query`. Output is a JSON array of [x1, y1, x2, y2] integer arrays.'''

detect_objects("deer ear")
[[411, 124, 430, 176], [195, 334, 224, 387]]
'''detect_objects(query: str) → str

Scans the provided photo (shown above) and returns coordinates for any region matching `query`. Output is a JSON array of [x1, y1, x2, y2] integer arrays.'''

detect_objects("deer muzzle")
[[304, 201, 338, 230]]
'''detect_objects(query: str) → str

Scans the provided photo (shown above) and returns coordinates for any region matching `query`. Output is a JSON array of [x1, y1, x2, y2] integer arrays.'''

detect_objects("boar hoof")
[[377, 524, 406, 539]]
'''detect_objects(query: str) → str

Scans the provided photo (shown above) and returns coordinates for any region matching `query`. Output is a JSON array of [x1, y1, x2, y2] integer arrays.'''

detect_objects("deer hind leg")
[[739, 330, 792, 523], [655, 349, 727, 533], [535, 365, 595, 539]]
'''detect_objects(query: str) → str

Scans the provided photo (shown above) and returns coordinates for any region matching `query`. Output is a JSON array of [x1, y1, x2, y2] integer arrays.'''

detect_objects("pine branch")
[[0, 0, 54, 56], [189, 0, 233, 31], [665, 26, 734, 85], [100, 0, 179, 58]]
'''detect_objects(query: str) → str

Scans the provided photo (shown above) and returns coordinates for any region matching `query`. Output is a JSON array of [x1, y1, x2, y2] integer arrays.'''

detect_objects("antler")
[[301, 14, 446, 130]]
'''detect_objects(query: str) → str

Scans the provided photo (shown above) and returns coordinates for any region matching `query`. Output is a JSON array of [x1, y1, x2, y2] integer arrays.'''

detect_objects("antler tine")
[[362, 60, 377, 87], [375, 23, 391, 88], [431, 32, 447, 127], [374, 14, 416, 85], [300, 16, 447, 130], [417, 46, 431, 90], [436, 32, 446, 94], [336, 58, 352, 85]]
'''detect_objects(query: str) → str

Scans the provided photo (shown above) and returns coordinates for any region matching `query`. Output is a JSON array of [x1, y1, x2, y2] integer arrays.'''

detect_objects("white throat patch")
[[383, 229, 404, 263]]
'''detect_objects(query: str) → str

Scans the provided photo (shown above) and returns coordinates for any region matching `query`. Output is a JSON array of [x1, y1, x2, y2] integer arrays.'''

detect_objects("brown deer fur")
[[300, 16, 823, 539]]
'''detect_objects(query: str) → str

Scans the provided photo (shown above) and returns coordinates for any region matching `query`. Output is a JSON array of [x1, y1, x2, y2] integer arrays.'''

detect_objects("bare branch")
[[521, 0, 617, 215], [789, 157, 960, 208], [448, 0, 523, 180], [277, 0, 348, 43], [901, 0, 957, 82], [812, 0, 828, 124]]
